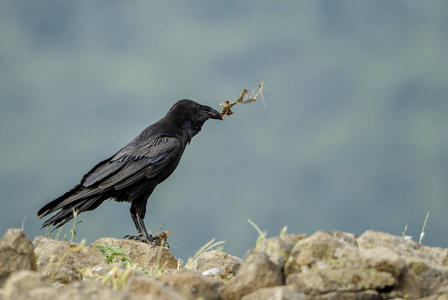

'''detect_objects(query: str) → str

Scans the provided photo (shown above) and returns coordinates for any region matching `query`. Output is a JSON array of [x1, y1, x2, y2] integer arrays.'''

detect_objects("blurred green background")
[[1, 1, 448, 260]]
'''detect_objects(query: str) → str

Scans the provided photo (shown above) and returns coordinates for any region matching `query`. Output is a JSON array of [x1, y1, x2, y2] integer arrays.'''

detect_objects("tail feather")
[[39, 192, 105, 229], [38, 183, 104, 218], [38, 184, 81, 218], [41, 206, 77, 229]]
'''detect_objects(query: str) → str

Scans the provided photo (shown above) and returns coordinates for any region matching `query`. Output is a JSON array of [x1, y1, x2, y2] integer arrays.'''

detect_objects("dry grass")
[[220, 81, 264, 119]]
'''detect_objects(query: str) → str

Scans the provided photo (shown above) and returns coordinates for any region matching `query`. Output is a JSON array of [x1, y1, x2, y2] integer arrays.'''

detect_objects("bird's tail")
[[38, 185, 105, 229]]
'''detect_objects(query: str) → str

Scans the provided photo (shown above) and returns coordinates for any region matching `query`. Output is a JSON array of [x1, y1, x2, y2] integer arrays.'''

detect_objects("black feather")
[[38, 99, 222, 239]]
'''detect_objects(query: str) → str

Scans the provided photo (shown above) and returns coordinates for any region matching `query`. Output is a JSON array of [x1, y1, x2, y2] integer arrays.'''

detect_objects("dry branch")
[[219, 81, 264, 119], [153, 231, 173, 248]]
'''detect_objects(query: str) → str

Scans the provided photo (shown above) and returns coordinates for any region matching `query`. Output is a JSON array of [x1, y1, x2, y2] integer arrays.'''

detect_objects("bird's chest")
[[155, 148, 185, 183]]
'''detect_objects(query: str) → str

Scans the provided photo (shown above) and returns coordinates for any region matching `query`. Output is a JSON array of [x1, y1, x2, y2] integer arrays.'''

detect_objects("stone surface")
[[241, 285, 306, 300], [4, 227, 448, 300], [91, 237, 180, 271], [57, 280, 140, 300], [188, 250, 243, 280], [2, 270, 51, 300], [33, 235, 104, 283], [126, 275, 184, 300], [155, 269, 224, 300], [305, 290, 381, 300], [284, 230, 448, 299], [3, 271, 141, 300], [285, 231, 406, 294], [218, 234, 306, 300], [358, 230, 448, 297], [245, 234, 306, 268], [219, 254, 284, 300], [0, 229, 36, 287]]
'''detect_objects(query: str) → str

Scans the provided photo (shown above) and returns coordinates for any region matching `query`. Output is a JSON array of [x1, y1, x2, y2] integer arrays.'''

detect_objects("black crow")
[[38, 99, 223, 243]]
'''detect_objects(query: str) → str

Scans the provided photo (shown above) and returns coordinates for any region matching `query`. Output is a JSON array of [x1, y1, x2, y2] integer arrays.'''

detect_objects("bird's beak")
[[204, 106, 224, 120]]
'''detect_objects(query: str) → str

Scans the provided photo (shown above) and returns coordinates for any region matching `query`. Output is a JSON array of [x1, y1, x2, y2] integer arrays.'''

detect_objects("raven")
[[38, 99, 223, 243]]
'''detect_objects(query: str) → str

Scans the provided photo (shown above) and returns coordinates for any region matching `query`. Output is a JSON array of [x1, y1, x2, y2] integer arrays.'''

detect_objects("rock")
[[240, 285, 306, 300], [421, 294, 448, 300], [0, 229, 36, 287], [5, 226, 448, 300], [58, 280, 139, 300], [431, 279, 448, 296], [34, 236, 180, 284], [218, 234, 305, 300], [99, 265, 143, 291], [154, 269, 224, 300], [358, 230, 448, 297], [285, 231, 407, 295], [305, 290, 381, 300], [38, 263, 84, 284], [284, 230, 448, 299], [3, 271, 140, 300], [219, 254, 284, 300], [187, 250, 243, 280], [126, 275, 184, 300], [33, 235, 104, 283], [244, 234, 306, 268], [91, 237, 180, 271], [2, 270, 51, 300]]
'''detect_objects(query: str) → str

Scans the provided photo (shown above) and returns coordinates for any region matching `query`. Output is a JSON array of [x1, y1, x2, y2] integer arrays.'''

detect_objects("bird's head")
[[169, 99, 223, 123]]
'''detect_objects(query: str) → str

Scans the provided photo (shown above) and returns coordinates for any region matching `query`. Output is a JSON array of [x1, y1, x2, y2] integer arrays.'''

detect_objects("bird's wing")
[[39, 136, 180, 217], [82, 136, 180, 189]]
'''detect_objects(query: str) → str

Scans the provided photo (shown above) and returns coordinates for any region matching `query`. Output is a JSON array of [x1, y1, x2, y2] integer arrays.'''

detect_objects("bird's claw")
[[123, 234, 161, 247]]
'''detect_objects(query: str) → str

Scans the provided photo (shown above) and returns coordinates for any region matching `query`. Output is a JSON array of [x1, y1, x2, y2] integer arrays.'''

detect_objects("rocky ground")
[[1, 228, 448, 300]]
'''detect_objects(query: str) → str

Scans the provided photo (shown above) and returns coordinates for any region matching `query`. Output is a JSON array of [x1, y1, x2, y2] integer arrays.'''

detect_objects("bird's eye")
[[195, 104, 201, 111]]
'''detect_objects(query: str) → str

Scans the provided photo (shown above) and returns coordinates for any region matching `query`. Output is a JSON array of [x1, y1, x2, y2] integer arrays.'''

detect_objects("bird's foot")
[[123, 234, 145, 242], [123, 234, 161, 247]]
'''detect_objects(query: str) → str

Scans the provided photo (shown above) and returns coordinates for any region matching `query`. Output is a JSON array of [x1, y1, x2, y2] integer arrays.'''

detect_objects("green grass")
[[21, 216, 26, 231], [95, 244, 134, 266], [44, 209, 83, 243], [247, 219, 267, 246]]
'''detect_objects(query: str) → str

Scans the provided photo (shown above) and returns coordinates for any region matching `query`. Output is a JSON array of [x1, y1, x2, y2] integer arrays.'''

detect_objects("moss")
[[351, 274, 362, 285], [408, 260, 429, 277], [311, 243, 333, 260], [278, 248, 290, 260], [375, 260, 402, 277]]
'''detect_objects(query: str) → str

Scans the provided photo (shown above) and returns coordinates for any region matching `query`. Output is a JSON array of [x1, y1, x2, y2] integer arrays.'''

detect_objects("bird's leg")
[[132, 211, 144, 235], [124, 209, 148, 242], [124, 210, 159, 245], [138, 214, 160, 244]]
